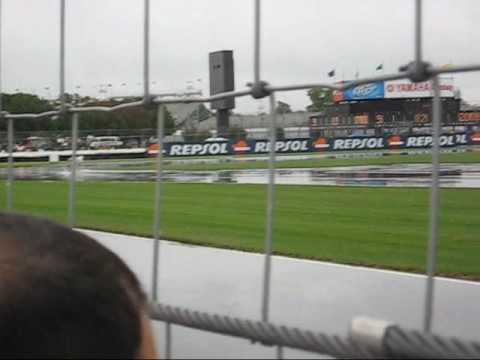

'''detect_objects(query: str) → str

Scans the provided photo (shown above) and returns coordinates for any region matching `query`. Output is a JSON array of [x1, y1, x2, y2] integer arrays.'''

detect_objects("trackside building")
[[308, 78, 468, 138]]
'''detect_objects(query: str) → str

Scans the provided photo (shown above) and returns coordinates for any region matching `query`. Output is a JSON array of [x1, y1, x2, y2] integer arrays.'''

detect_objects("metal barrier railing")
[[0, 0, 479, 358]]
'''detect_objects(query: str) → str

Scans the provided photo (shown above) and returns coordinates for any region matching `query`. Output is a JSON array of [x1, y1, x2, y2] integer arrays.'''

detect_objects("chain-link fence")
[[1, 0, 480, 358]]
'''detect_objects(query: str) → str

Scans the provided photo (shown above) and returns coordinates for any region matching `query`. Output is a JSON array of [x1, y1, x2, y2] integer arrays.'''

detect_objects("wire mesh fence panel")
[[0, 0, 479, 358]]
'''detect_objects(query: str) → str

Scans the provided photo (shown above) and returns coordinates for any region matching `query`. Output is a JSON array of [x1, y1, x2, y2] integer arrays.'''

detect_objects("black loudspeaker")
[[209, 50, 235, 110]]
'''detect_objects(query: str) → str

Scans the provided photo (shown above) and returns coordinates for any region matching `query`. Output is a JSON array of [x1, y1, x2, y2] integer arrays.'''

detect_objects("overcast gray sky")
[[2, 0, 480, 113]]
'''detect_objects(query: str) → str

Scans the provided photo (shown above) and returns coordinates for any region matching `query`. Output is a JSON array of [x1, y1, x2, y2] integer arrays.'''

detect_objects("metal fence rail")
[[0, 0, 479, 358]]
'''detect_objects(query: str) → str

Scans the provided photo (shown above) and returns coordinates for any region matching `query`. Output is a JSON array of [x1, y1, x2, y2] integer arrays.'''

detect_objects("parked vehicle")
[[88, 136, 123, 150], [55, 137, 86, 151], [16, 137, 54, 152], [204, 137, 228, 142], [123, 138, 140, 148]]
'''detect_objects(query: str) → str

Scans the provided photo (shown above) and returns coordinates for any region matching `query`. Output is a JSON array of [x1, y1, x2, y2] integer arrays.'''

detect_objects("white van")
[[89, 136, 123, 150]]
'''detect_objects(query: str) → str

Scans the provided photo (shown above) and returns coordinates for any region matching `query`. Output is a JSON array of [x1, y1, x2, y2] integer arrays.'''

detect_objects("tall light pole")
[[196, 78, 203, 124]]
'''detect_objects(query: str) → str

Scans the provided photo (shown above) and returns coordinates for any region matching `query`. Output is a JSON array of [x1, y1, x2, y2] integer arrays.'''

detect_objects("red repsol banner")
[[146, 133, 477, 157]]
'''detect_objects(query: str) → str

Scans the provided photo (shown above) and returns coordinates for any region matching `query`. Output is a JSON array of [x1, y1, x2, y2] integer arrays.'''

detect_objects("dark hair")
[[0, 213, 147, 359]]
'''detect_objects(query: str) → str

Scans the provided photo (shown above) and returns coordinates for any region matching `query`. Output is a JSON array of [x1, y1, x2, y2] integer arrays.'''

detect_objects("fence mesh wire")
[[0, 0, 479, 358]]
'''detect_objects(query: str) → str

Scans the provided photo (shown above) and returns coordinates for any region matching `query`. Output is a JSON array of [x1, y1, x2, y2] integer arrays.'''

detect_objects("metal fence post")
[[262, 93, 283, 359], [254, 0, 261, 84], [152, 104, 164, 301], [6, 117, 13, 211], [0, 0, 12, 212], [423, 76, 441, 333], [262, 93, 277, 322], [415, 0, 422, 64], [143, 0, 150, 100], [151, 104, 171, 359], [68, 112, 78, 227], [59, 0, 65, 112]]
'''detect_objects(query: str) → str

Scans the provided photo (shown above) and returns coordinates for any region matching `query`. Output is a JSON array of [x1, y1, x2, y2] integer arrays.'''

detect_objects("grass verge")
[[2, 181, 479, 279], [2, 149, 479, 171], [158, 151, 480, 171]]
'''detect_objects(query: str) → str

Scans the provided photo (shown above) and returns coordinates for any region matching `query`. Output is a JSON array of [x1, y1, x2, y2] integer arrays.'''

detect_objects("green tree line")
[[0, 93, 176, 135]]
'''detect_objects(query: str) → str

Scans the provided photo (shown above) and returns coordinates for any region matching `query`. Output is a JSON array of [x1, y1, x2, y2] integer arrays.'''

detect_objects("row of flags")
[[327, 64, 384, 78], [327, 62, 453, 78]]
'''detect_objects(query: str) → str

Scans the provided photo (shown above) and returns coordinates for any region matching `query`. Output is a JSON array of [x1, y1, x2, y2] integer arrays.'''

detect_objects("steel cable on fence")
[[150, 302, 480, 359], [384, 326, 480, 359], [149, 302, 377, 358]]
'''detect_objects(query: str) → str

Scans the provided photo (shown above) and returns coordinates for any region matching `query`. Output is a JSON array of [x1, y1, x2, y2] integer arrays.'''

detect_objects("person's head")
[[0, 213, 156, 359]]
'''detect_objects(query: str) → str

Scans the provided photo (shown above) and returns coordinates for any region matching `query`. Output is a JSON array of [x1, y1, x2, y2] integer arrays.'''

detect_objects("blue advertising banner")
[[165, 141, 230, 156], [244, 139, 311, 154], [401, 133, 469, 148], [312, 133, 470, 151], [343, 82, 385, 101], [146, 133, 474, 157]]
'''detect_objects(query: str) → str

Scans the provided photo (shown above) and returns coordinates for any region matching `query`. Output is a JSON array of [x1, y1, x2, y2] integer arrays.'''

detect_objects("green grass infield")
[[2, 181, 479, 279]]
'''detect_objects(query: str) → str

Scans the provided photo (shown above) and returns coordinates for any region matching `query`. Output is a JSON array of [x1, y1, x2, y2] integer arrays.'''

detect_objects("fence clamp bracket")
[[399, 61, 432, 83], [350, 316, 394, 356], [248, 81, 271, 99], [143, 95, 156, 110]]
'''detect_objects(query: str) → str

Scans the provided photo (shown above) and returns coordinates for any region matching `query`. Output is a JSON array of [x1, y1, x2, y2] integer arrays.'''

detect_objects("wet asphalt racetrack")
[[3, 162, 480, 188], [87, 230, 480, 359]]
